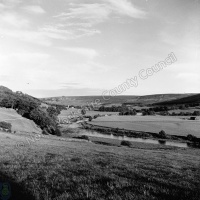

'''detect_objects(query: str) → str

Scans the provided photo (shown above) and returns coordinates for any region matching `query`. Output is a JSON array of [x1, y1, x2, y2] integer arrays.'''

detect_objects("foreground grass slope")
[[0, 108, 41, 133], [0, 131, 200, 200]]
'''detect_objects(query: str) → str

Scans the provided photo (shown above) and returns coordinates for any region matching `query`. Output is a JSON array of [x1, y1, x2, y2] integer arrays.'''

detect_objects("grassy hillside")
[[0, 86, 41, 104], [0, 130, 200, 200], [0, 86, 61, 135], [155, 94, 200, 105], [0, 108, 41, 133], [42, 93, 193, 106]]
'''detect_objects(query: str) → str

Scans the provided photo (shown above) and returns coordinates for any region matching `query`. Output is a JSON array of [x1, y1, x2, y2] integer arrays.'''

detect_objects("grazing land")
[[168, 108, 200, 114], [1, 130, 200, 200], [88, 115, 200, 137], [58, 109, 118, 120], [0, 108, 41, 134], [86, 110, 119, 116]]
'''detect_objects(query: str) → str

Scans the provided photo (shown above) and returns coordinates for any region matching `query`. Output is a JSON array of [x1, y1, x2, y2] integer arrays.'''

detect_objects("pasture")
[[89, 115, 200, 137], [59, 109, 119, 120], [0, 130, 200, 200], [168, 108, 200, 114], [86, 110, 119, 116], [59, 108, 82, 117], [0, 108, 41, 134]]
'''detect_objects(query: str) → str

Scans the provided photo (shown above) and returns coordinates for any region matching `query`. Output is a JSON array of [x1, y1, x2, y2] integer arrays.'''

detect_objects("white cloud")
[[0, 51, 52, 90], [61, 47, 98, 59], [22, 5, 46, 14], [107, 0, 146, 18], [1, 0, 22, 8], [54, 1, 145, 26], [0, 3, 6, 10], [0, 12, 30, 28], [55, 3, 111, 25], [176, 73, 200, 82]]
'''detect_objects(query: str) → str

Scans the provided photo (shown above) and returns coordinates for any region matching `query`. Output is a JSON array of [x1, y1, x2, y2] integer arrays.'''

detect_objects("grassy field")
[[0, 130, 200, 200], [0, 108, 41, 134], [89, 115, 200, 137], [168, 108, 200, 114], [86, 111, 119, 116], [59, 108, 82, 117], [59, 109, 119, 121]]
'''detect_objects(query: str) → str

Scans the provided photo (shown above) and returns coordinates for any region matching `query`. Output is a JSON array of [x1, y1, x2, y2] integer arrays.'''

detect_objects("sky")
[[0, 0, 199, 97]]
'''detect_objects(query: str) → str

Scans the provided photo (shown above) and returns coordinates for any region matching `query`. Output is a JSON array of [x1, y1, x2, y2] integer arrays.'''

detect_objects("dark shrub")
[[74, 135, 89, 141], [42, 129, 49, 135], [114, 128, 119, 133], [55, 128, 62, 136], [121, 140, 132, 147], [159, 130, 167, 139], [0, 121, 12, 131], [187, 134, 197, 142], [93, 115, 99, 119], [88, 116, 92, 121]]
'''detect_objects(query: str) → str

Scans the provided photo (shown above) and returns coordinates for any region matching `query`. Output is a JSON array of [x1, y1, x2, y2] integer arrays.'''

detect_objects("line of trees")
[[0, 92, 61, 135]]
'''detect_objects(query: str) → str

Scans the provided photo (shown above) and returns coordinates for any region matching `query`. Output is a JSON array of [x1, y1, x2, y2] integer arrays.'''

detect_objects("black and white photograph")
[[0, 0, 200, 199]]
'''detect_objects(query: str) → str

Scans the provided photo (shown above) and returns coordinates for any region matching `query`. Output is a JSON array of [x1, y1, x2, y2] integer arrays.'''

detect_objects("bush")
[[55, 128, 62, 136], [187, 134, 197, 142], [159, 130, 167, 139], [93, 115, 99, 119], [74, 135, 89, 141], [0, 121, 12, 131], [42, 129, 49, 135], [121, 140, 132, 147]]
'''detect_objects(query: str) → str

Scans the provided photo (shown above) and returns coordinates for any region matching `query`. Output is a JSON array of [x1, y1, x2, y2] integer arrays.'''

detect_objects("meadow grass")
[[89, 115, 200, 137], [0, 131, 200, 200]]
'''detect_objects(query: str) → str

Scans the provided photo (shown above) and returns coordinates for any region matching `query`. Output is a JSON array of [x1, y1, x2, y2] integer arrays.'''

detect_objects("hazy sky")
[[0, 0, 199, 97]]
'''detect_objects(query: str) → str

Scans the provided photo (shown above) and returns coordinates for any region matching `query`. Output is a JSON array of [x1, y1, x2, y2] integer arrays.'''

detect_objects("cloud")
[[55, 3, 111, 25], [0, 51, 51, 88], [1, 0, 23, 8], [176, 73, 199, 82], [0, 3, 6, 10], [54, 1, 145, 27], [52, 1, 145, 41], [61, 47, 98, 59], [107, 0, 146, 18], [0, 12, 30, 28], [61, 82, 80, 88], [22, 5, 46, 14]]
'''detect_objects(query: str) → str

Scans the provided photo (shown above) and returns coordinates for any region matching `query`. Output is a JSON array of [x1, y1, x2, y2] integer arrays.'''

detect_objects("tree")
[[193, 111, 200, 116], [47, 106, 60, 118], [81, 109, 86, 115], [159, 130, 167, 139]]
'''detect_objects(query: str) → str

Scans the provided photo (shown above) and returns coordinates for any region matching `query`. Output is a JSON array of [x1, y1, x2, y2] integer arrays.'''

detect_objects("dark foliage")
[[121, 140, 132, 147], [0, 88, 60, 135], [73, 135, 90, 141], [0, 121, 12, 131], [159, 130, 167, 139], [187, 134, 197, 142]]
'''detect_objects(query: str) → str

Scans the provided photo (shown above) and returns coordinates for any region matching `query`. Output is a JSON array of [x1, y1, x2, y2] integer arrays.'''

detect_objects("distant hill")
[[154, 93, 200, 105], [41, 93, 193, 106]]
